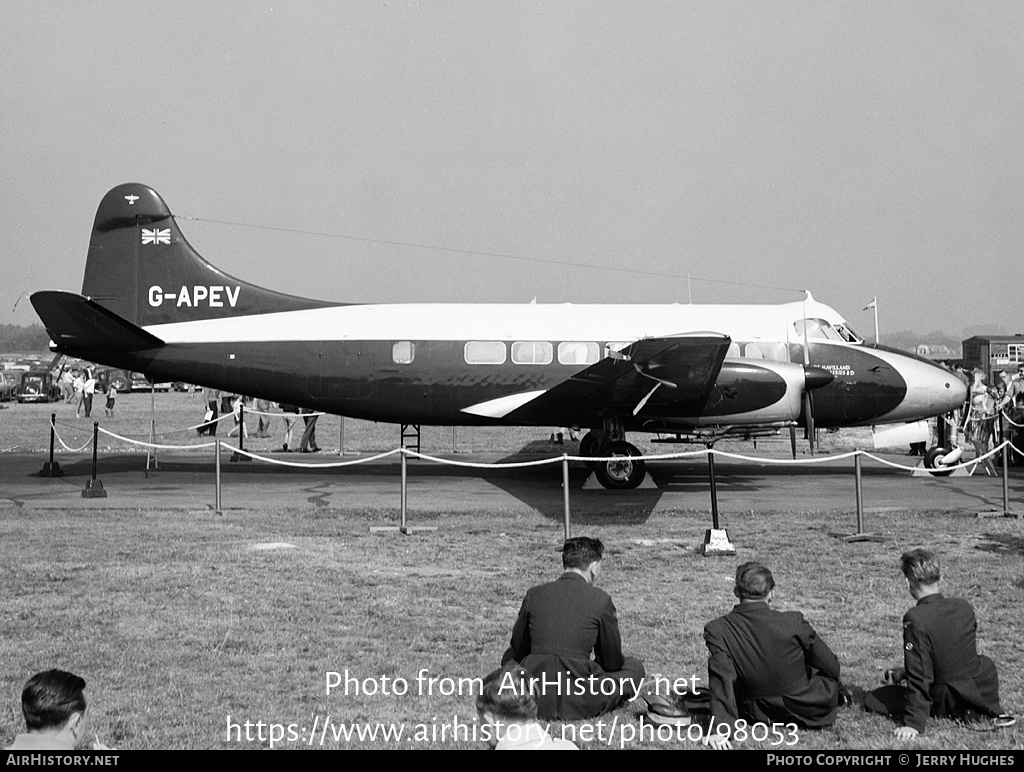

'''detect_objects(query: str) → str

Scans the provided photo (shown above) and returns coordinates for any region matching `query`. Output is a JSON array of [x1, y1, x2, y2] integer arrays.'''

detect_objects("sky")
[[2, 1, 1022, 339]]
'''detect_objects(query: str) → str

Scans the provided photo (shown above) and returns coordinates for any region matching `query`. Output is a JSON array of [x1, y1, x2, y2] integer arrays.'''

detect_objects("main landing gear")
[[579, 418, 647, 489]]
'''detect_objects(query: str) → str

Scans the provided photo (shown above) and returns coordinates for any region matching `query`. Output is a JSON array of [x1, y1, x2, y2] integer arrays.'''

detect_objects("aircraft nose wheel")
[[923, 445, 955, 477], [594, 441, 646, 489]]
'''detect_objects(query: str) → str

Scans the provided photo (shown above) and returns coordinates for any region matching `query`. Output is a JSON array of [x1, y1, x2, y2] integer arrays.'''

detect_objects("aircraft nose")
[[893, 355, 966, 420], [932, 368, 967, 415], [866, 347, 967, 424]]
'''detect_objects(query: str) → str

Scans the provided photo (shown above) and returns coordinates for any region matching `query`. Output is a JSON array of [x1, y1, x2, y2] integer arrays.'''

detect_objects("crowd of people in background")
[[947, 362, 1024, 470]]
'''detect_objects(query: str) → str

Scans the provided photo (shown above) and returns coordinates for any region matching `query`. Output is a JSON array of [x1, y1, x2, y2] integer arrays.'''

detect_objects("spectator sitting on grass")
[[476, 662, 577, 750], [6, 670, 110, 751]]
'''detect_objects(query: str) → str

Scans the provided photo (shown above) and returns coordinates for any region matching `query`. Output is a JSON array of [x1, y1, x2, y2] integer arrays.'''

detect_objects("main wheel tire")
[[594, 441, 646, 489], [924, 446, 954, 477]]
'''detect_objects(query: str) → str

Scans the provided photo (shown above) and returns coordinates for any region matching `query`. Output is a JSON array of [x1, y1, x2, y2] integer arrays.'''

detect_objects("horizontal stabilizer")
[[30, 291, 164, 352]]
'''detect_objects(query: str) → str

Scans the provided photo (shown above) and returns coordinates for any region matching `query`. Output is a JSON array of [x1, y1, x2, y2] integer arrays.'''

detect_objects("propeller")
[[801, 365, 835, 455]]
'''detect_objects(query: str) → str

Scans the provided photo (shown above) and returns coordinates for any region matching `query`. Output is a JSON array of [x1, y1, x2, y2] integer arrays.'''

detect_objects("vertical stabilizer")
[[82, 184, 334, 327]]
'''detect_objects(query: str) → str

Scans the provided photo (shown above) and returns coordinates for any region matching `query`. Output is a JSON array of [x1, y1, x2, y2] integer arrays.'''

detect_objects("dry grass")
[[1, 502, 1021, 750], [3, 394, 1021, 750]]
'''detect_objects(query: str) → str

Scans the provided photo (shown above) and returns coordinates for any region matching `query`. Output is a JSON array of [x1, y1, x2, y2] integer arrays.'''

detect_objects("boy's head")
[[900, 549, 941, 593], [476, 662, 538, 747], [21, 670, 88, 738]]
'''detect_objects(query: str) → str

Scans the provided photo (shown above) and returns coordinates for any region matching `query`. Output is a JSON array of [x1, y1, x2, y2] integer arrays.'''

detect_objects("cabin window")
[[726, 342, 741, 358], [743, 342, 788, 361], [604, 341, 629, 358], [558, 342, 600, 365], [392, 341, 415, 364], [511, 341, 552, 365], [465, 341, 507, 365]]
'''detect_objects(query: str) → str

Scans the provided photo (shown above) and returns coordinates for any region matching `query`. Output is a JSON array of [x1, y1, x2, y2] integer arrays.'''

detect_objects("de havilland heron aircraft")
[[31, 184, 967, 488]]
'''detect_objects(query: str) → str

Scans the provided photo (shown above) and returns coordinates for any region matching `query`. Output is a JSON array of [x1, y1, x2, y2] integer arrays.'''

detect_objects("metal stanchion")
[[339, 416, 345, 456], [702, 449, 735, 555], [979, 441, 1021, 518], [214, 440, 223, 514], [230, 402, 251, 462], [369, 447, 437, 535], [831, 451, 884, 542], [146, 384, 158, 474], [39, 413, 63, 477], [562, 454, 571, 540], [400, 448, 408, 533], [82, 421, 107, 498]]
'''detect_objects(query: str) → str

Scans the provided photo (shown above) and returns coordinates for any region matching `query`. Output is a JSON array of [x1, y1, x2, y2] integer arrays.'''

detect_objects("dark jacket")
[[502, 572, 644, 720], [901, 593, 1002, 732], [704, 601, 840, 732]]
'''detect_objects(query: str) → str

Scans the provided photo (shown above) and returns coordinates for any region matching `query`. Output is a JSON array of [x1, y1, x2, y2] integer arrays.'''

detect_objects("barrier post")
[[82, 421, 107, 498], [214, 440, 223, 514], [339, 416, 345, 456], [701, 449, 735, 556], [230, 402, 252, 462], [562, 454, 571, 540], [39, 413, 63, 477], [145, 384, 158, 474], [400, 448, 408, 534], [368, 448, 437, 535], [830, 451, 884, 542], [979, 440, 1021, 518]]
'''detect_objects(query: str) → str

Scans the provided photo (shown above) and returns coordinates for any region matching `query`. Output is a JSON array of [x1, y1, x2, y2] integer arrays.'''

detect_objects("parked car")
[[16, 370, 62, 403], [97, 368, 132, 393], [130, 372, 172, 392], [0, 371, 19, 401]]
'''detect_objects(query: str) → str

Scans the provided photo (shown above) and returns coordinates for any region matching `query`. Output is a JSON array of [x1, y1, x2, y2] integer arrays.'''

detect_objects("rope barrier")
[[52, 425, 95, 453], [97, 426, 218, 451], [1002, 411, 1024, 428], [221, 446, 402, 468], [39, 415, 1024, 475]]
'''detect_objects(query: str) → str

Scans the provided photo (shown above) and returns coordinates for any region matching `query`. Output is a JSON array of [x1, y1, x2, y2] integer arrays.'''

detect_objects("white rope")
[[41, 417, 1024, 475], [221, 446, 402, 468], [97, 426, 217, 450], [1002, 410, 1024, 428], [51, 425, 95, 453]]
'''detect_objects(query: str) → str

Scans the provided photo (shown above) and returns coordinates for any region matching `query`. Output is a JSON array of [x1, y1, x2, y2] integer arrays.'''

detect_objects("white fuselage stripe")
[[146, 298, 850, 345]]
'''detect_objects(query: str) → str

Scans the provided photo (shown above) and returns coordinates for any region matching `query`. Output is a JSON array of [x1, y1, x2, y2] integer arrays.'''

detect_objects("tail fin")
[[81, 184, 335, 327]]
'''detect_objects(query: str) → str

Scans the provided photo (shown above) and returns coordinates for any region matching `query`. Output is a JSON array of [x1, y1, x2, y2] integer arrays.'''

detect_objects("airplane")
[[31, 183, 967, 488]]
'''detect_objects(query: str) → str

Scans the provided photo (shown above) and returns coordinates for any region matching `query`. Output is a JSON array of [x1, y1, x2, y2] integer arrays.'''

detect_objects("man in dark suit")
[[704, 562, 841, 749], [501, 537, 645, 721], [865, 548, 1013, 739]]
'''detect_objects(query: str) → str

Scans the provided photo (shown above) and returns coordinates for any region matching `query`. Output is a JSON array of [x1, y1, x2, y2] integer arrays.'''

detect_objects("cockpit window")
[[795, 318, 848, 343], [833, 324, 863, 344]]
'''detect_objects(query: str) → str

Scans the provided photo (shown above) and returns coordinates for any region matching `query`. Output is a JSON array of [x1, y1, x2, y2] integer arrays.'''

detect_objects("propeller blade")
[[804, 389, 816, 455]]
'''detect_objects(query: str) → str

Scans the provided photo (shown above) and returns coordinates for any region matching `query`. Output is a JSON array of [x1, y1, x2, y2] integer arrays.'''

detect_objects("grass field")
[[1, 393, 1021, 750]]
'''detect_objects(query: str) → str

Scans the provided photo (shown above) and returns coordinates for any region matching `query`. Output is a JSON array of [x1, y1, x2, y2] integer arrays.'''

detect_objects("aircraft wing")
[[499, 333, 731, 424], [30, 291, 164, 352]]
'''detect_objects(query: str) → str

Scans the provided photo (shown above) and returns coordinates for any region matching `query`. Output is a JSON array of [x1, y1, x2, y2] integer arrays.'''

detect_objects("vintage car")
[[16, 370, 62, 403], [0, 371, 19, 401], [130, 371, 172, 392]]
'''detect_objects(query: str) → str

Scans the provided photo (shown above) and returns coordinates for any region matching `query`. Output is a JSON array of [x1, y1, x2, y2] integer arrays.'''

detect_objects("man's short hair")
[[734, 562, 776, 600], [900, 549, 941, 587], [476, 662, 537, 720], [561, 537, 603, 570], [21, 670, 87, 731]]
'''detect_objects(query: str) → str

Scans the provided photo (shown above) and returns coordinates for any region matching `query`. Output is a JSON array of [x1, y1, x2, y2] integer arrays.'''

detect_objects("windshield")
[[794, 318, 862, 344]]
